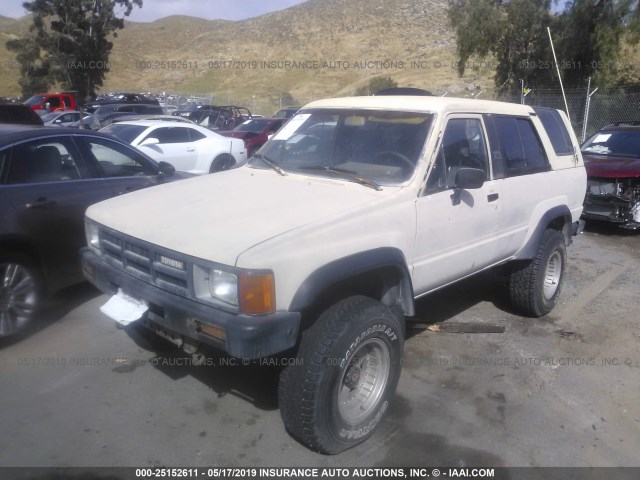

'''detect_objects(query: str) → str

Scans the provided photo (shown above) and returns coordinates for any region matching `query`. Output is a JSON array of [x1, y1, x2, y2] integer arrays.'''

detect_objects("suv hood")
[[86, 167, 389, 266], [583, 153, 640, 178]]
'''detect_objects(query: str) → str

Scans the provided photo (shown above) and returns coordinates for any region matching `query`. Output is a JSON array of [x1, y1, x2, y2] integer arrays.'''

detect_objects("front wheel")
[[0, 255, 42, 337], [508, 229, 566, 317], [279, 296, 404, 454]]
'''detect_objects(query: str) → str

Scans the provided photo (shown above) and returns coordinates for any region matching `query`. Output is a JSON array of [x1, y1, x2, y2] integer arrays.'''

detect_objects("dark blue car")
[[0, 124, 190, 337]]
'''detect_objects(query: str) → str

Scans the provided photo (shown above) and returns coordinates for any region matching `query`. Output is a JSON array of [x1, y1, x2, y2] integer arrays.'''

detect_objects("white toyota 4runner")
[[82, 96, 586, 454]]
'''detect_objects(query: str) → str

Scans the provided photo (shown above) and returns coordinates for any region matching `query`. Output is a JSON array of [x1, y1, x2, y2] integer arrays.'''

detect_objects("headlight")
[[193, 266, 238, 307], [209, 269, 239, 306], [85, 219, 100, 250]]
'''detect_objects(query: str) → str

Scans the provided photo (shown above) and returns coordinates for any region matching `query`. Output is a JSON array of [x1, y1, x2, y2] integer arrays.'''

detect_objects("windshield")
[[25, 95, 45, 106], [100, 124, 147, 144], [249, 109, 433, 185], [582, 129, 640, 158]]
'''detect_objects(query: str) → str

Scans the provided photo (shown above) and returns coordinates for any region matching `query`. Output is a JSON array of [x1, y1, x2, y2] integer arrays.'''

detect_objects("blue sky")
[[2, 0, 310, 22]]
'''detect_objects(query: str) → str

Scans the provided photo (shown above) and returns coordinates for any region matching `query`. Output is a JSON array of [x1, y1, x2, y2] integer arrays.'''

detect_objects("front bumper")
[[81, 248, 301, 359]]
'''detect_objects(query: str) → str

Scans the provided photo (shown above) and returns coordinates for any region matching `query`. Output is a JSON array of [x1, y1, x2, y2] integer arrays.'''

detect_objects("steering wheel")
[[371, 150, 414, 169]]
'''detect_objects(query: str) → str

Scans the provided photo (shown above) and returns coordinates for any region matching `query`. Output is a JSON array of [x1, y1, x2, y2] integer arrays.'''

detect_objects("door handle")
[[186, 148, 196, 152], [26, 198, 56, 209], [487, 193, 499, 202]]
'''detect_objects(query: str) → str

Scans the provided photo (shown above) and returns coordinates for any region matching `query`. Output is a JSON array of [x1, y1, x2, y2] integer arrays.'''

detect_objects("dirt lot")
[[0, 224, 638, 470]]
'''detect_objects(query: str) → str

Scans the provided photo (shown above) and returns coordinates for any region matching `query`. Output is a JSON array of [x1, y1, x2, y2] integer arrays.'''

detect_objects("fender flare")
[[513, 205, 572, 260], [289, 247, 415, 316]]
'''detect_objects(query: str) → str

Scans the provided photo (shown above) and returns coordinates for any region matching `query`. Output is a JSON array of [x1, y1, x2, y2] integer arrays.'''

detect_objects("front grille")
[[100, 229, 189, 296]]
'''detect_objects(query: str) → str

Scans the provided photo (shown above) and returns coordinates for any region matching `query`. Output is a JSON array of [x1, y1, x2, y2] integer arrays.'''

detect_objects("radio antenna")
[[547, 26, 571, 123]]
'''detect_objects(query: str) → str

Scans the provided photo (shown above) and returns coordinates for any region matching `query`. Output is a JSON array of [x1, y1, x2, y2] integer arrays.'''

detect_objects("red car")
[[220, 117, 284, 157], [581, 124, 640, 229]]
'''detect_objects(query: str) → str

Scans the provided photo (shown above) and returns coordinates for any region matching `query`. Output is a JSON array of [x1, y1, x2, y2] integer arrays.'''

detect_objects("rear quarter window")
[[533, 107, 574, 156]]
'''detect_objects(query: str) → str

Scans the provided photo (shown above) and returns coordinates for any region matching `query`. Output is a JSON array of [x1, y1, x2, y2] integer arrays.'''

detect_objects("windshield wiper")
[[299, 166, 382, 191], [252, 153, 287, 176]]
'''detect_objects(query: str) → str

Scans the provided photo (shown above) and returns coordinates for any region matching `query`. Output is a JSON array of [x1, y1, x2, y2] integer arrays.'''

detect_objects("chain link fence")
[[156, 86, 640, 140], [498, 87, 640, 142]]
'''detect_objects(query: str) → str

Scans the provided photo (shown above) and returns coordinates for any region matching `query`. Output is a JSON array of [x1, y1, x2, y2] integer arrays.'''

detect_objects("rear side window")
[[489, 116, 549, 177], [151, 127, 191, 144], [533, 107, 574, 155], [188, 128, 206, 141]]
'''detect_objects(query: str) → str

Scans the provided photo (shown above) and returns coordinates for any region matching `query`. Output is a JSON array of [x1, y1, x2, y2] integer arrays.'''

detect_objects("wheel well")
[[0, 238, 41, 268], [514, 207, 573, 261], [297, 266, 408, 332]]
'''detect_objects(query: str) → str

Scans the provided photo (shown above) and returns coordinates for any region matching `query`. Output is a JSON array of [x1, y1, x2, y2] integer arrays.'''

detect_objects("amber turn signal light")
[[239, 273, 275, 315]]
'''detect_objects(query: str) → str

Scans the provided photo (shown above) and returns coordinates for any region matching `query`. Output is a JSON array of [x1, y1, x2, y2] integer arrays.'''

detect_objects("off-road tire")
[[279, 295, 404, 454], [509, 229, 566, 317], [0, 254, 42, 337]]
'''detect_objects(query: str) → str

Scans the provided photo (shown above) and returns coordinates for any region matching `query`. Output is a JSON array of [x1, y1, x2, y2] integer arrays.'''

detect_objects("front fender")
[[289, 247, 415, 316]]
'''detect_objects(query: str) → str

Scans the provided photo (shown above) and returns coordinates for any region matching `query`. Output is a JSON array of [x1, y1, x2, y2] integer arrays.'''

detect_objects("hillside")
[[0, 0, 494, 113]]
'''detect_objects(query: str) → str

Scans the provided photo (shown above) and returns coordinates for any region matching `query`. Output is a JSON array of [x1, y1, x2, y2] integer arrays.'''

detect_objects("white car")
[[100, 120, 246, 173], [40, 110, 82, 127]]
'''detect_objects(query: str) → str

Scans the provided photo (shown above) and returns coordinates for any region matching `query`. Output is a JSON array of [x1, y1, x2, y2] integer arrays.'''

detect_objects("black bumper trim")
[[81, 248, 301, 359]]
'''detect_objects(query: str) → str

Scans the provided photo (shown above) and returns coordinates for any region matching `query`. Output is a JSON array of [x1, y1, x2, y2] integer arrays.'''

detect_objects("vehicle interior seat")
[[27, 146, 68, 182]]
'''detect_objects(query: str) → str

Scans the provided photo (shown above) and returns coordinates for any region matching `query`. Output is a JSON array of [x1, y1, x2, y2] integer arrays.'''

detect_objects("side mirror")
[[454, 167, 485, 190], [140, 137, 160, 147], [157, 161, 175, 176], [450, 167, 485, 206]]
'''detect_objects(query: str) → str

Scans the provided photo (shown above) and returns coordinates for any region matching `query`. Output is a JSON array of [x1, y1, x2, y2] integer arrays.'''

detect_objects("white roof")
[[304, 96, 535, 116]]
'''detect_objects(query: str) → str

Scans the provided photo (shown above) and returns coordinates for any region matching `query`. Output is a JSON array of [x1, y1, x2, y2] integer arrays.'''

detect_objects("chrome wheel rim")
[[337, 338, 390, 424], [543, 251, 562, 300], [0, 263, 37, 336]]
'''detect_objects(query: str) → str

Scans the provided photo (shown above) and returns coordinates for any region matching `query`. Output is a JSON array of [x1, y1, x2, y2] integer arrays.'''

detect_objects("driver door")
[[412, 115, 505, 295]]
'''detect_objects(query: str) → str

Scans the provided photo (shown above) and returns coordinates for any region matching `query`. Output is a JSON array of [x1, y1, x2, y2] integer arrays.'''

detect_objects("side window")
[[0, 148, 9, 181], [6, 139, 84, 184], [63, 96, 72, 108], [188, 128, 206, 141], [83, 137, 157, 177], [492, 116, 549, 177], [47, 97, 61, 108], [533, 107, 574, 155], [148, 127, 191, 144], [425, 118, 489, 194]]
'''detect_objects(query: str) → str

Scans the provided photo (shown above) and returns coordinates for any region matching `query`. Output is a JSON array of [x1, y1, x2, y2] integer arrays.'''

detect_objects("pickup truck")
[[24, 93, 77, 112], [81, 95, 586, 454]]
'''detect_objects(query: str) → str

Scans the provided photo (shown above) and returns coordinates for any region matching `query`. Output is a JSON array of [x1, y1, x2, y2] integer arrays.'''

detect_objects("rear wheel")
[[508, 229, 566, 317], [279, 296, 404, 454], [209, 154, 235, 173], [0, 254, 42, 337]]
